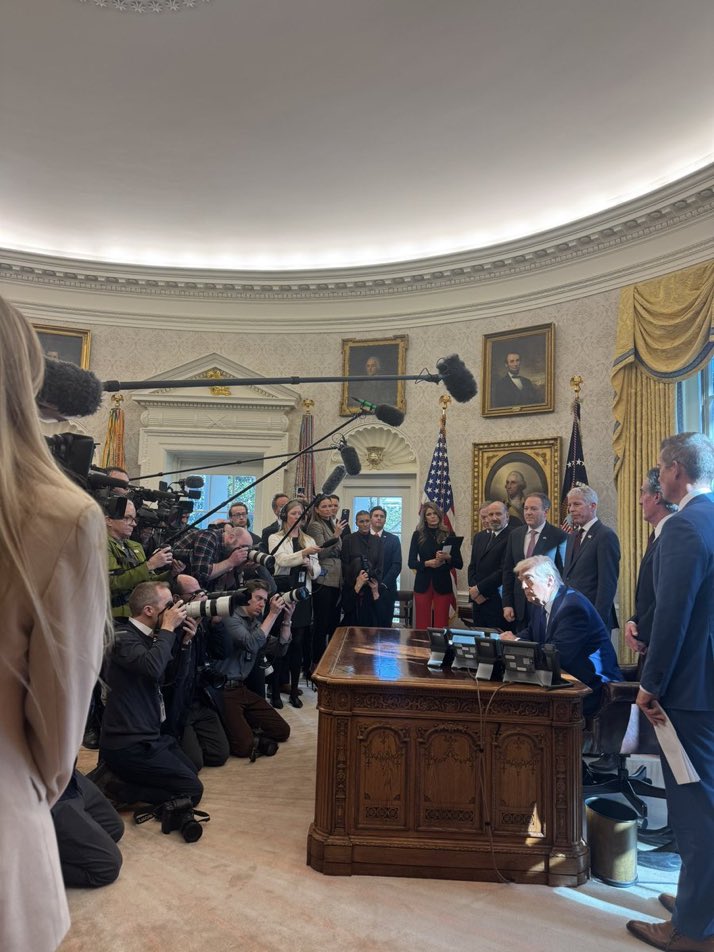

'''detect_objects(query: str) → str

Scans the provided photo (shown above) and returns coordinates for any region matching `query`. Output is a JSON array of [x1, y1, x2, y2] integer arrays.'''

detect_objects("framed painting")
[[340, 335, 408, 417], [33, 324, 91, 369], [472, 437, 560, 533], [482, 322, 554, 417]]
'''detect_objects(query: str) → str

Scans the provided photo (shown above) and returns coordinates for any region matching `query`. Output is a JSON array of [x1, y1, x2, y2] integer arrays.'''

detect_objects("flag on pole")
[[294, 399, 317, 499], [560, 390, 589, 527], [100, 394, 126, 470], [423, 401, 457, 606]]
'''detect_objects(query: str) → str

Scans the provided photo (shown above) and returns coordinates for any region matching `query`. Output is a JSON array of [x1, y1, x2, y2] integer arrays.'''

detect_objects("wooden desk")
[[307, 627, 590, 885]]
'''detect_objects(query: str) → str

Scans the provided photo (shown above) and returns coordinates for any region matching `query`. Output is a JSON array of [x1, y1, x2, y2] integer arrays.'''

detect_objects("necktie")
[[646, 530, 655, 550], [572, 527, 584, 555], [526, 529, 537, 558]]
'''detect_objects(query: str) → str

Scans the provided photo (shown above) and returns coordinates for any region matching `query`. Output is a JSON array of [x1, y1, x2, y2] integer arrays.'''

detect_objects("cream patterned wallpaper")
[[80, 286, 620, 546]]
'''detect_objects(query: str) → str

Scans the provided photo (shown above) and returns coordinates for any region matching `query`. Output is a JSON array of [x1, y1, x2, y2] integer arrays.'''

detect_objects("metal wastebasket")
[[585, 797, 638, 887]]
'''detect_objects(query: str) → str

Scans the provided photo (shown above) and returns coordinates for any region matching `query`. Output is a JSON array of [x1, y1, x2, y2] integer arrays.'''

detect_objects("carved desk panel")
[[307, 627, 589, 885]]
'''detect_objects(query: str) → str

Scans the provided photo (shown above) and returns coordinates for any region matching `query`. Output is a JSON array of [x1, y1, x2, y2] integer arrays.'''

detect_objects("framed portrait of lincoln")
[[482, 323, 554, 417]]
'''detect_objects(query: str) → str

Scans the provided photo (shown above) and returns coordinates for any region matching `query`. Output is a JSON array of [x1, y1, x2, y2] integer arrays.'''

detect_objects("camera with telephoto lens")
[[184, 588, 251, 620], [245, 549, 276, 572], [159, 797, 205, 842], [279, 586, 310, 607]]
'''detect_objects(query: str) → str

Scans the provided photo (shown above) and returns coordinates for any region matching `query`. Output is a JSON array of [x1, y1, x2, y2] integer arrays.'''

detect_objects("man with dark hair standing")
[[259, 492, 290, 552], [370, 506, 401, 627], [627, 434, 714, 952], [563, 484, 620, 631], [502, 493, 567, 633], [99, 581, 204, 807], [623, 467, 677, 658], [228, 501, 261, 546]]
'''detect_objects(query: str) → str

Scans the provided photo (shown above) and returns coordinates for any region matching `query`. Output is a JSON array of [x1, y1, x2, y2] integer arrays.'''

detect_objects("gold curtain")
[[612, 260, 714, 647]]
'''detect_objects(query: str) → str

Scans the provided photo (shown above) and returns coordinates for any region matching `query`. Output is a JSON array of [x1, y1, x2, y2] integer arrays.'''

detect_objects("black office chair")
[[583, 664, 669, 835]]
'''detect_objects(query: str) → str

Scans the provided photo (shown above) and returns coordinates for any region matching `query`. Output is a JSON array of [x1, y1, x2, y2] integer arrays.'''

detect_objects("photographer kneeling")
[[209, 580, 292, 758], [99, 581, 204, 807]]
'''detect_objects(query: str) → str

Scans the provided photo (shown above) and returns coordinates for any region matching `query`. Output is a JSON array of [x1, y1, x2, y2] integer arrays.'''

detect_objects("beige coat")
[[0, 488, 108, 952]]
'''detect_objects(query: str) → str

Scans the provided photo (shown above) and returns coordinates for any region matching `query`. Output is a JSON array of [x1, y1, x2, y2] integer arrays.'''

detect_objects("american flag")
[[423, 416, 457, 605], [560, 396, 589, 528]]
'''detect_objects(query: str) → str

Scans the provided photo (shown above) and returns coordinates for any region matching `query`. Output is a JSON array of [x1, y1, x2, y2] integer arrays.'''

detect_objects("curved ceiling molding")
[[328, 424, 417, 472]]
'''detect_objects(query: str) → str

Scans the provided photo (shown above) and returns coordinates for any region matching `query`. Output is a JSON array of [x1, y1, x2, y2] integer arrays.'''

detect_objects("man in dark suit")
[[492, 352, 538, 408], [468, 500, 514, 629], [623, 467, 677, 658], [258, 492, 289, 552], [563, 484, 620, 630], [505, 555, 622, 716], [370, 505, 402, 627], [502, 493, 568, 633], [627, 434, 714, 951]]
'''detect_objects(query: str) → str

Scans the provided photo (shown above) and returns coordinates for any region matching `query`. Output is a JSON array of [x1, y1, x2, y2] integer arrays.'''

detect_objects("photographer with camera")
[[176, 521, 260, 594], [106, 498, 175, 619], [208, 580, 292, 757], [341, 510, 384, 627], [98, 581, 204, 807], [269, 498, 322, 707], [161, 575, 231, 771]]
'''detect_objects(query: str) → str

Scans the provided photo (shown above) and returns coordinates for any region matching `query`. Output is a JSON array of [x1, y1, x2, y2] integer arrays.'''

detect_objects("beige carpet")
[[62, 692, 678, 952]]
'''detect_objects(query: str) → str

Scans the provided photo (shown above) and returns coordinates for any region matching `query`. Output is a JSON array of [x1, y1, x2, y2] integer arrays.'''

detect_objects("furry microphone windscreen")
[[338, 443, 362, 476], [38, 358, 104, 417], [435, 354, 478, 403], [374, 404, 405, 426], [321, 465, 347, 495]]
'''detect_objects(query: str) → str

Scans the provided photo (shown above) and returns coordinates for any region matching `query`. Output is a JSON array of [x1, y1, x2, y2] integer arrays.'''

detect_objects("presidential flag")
[[560, 395, 589, 527]]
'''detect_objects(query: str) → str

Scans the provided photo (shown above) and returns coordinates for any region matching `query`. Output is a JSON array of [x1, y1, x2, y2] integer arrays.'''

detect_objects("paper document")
[[654, 713, 700, 784]]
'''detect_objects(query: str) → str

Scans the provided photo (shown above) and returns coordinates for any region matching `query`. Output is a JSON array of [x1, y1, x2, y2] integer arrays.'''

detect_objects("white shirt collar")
[[653, 512, 675, 539], [678, 488, 709, 510], [577, 517, 598, 535], [129, 618, 155, 636], [371, 528, 383, 537]]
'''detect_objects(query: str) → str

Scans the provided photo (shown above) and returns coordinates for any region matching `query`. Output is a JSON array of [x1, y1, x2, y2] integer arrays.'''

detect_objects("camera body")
[[159, 797, 204, 842], [360, 556, 376, 580]]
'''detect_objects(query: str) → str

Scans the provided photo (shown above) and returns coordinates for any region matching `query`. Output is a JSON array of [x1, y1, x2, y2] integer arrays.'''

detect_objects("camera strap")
[[133, 808, 159, 825]]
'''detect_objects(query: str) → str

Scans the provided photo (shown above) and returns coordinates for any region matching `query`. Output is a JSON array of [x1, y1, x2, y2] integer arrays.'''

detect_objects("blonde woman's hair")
[[0, 297, 113, 661]]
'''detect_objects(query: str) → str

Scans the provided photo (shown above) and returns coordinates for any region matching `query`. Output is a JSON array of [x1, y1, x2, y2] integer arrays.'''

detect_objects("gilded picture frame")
[[340, 335, 408, 417], [33, 323, 91, 369], [482, 322, 554, 417], [472, 437, 561, 534]]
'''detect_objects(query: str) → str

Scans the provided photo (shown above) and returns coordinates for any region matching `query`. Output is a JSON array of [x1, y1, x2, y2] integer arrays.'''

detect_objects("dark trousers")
[[310, 584, 341, 665], [52, 772, 124, 888], [275, 625, 308, 698], [222, 682, 290, 756], [100, 735, 204, 806], [375, 587, 397, 628], [180, 700, 230, 771], [662, 708, 714, 939]]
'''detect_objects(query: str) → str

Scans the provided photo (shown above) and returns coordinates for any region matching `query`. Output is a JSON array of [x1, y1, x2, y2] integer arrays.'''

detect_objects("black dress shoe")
[[289, 693, 303, 708], [588, 753, 620, 774], [271, 695, 283, 709], [82, 728, 100, 750]]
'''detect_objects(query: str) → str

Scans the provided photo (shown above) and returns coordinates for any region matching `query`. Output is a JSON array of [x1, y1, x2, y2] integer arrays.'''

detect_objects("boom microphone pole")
[[133, 445, 336, 483]]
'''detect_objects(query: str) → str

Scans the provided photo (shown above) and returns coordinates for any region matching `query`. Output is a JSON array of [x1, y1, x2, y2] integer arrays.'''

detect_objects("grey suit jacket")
[[563, 519, 620, 629]]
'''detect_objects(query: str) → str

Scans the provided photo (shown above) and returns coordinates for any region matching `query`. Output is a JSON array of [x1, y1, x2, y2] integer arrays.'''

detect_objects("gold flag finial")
[[111, 393, 124, 406], [302, 398, 315, 413], [570, 375, 583, 398]]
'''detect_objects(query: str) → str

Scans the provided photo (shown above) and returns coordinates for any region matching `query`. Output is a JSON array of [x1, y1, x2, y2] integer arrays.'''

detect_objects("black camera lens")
[[180, 817, 204, 843]]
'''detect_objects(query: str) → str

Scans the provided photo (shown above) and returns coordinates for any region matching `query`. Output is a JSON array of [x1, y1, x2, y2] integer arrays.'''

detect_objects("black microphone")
[[338, 440, 362, 476], [319, 537, 341, 549], [183, 475, 205, 489], [352, 397, 405, 427], [38, 358, 104, 417], [321, 465, 346, 495], [435, 354, 478, 403]]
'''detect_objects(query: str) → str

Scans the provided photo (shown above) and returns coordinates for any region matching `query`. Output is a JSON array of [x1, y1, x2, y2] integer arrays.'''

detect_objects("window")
[[677, 361, 714, 435]]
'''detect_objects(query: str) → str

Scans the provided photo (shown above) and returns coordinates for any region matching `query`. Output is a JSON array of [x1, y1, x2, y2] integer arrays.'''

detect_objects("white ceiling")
[[2, 0, 713, 271]]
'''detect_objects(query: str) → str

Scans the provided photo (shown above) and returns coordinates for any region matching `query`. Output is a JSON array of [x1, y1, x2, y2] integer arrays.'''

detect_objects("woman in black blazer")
[[408, 503, 462, 628]]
